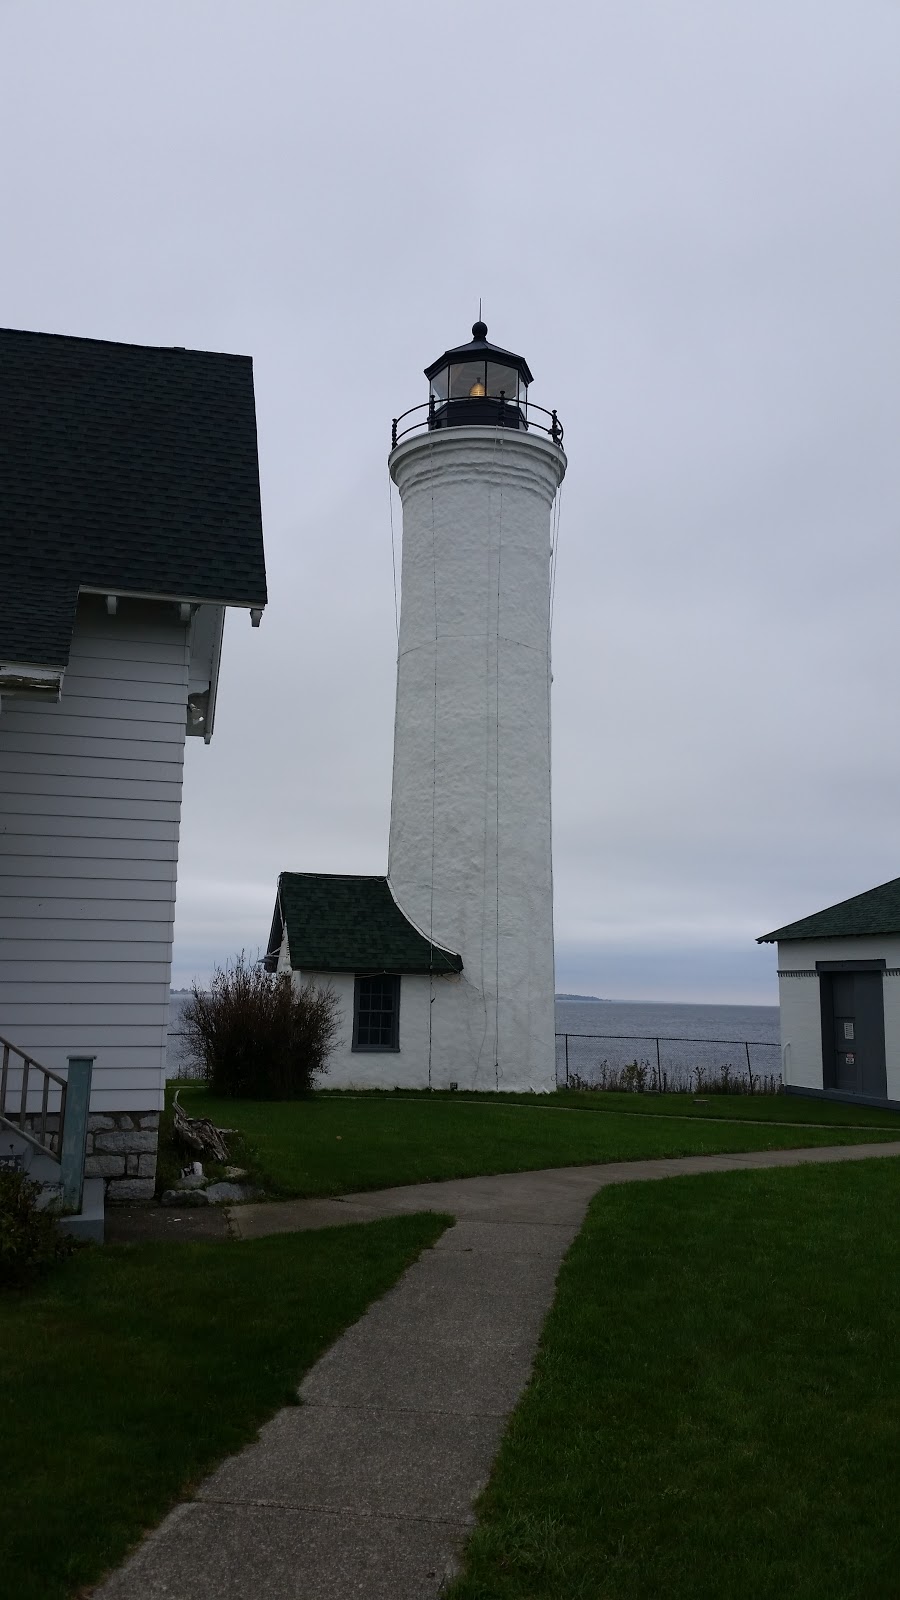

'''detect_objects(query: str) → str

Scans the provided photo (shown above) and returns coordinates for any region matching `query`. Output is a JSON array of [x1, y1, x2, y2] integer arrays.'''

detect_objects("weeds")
[[568, 1059, 782, 1095]]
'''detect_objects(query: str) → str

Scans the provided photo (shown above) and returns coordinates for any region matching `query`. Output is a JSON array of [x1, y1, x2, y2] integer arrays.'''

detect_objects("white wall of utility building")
[[0, 593, 217, 1114], [777, 935, 900, 1101]]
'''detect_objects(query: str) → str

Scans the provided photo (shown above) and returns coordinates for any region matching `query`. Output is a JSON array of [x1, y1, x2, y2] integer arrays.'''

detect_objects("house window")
[[353, 974, 401, 1051]]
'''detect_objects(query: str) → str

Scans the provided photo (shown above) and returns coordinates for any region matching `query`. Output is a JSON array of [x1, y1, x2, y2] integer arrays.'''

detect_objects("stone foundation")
[[85, 1113, 159, 1202]]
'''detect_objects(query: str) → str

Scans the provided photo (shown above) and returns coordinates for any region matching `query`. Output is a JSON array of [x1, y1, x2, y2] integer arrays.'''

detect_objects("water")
[[554, 998, 781, 1091], [167, 991, 782, 1088]]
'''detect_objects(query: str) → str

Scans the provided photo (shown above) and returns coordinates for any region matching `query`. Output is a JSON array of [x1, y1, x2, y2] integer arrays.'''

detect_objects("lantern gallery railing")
[[391, 395, 564, 449]]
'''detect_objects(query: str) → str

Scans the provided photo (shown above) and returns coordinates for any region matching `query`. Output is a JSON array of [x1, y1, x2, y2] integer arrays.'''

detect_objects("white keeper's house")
[[0, 327, 267, 1215], [267, 320, 567, 1093], [759, 876, 900, 1109]]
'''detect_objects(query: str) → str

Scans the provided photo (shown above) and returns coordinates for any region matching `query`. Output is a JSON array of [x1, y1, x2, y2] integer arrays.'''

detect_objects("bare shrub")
[[180, 953, 340, 1099]]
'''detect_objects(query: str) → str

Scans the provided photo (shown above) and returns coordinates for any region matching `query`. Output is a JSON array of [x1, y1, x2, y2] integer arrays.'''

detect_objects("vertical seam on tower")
[[494, 429, 504, 1092], [427, 428, 438, 1089]]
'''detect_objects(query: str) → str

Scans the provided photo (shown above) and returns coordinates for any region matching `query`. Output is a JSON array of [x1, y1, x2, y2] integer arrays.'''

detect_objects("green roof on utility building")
[[758, 876, 900, 944]]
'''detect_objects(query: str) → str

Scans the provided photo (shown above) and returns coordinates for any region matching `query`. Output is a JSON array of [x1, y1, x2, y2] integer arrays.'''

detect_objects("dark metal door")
[[823, 971, 886, 1099]]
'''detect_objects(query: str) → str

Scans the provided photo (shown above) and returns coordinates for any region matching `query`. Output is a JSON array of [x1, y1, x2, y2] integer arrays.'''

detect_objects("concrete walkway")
[[95, 1141, 900, 1600]]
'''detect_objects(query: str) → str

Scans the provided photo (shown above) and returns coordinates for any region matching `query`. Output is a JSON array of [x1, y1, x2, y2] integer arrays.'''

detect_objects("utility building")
[[759, 876, 900, 1109], [269, 321, 566, 1091]]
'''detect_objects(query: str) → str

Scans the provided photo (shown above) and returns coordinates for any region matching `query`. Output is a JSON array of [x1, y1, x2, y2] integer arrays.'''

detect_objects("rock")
[[224, 1166, 249, 1180], [174, 1172, 208, 1190], [108, 1178, 156, 1202], [204, 1181, 252, 1204], [161, 1188, 210, 1207]]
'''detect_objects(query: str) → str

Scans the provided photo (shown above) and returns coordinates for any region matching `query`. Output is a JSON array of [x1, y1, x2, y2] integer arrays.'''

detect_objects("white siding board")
[[69, 655, 192, 685], [0, 943, 172, 964], [0, 918, 175, 941], [2, 700, 188, 730], [58, 678, 191, 707], [0, 869, 177, 892], [1, 1003, 169, 1027], [0, 752, 183, 782], [0, 734, 185, 764], [0, 960, 171, 985], [6, 1023, 167, 1045], [3, 837, 178, 861], [0, 814, 179, 841], [0, 981, 169, 1003], [0, 598, 189, 1114], [0, 774, 184, 805]]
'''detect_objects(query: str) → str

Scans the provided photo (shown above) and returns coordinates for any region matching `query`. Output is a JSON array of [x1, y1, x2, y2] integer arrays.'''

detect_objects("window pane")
[[449, 362, 487, 399], [486, 364, 519, 400], [430, 368, 449, 401]]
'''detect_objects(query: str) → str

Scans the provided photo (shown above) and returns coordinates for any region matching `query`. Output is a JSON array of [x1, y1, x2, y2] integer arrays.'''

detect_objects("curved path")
[[96, 1140, 900, 1600]]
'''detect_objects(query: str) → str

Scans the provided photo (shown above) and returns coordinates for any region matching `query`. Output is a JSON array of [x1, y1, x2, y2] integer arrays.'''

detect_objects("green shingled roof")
[[758, 876, 900, 943], [269, 873, 463, 974], [0, 327, 267, 669]]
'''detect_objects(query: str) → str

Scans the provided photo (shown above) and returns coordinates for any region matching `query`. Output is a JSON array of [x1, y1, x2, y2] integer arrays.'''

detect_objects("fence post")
[[655, 1038, 661, 1092], [60, 1057, 93, 1214], [565, 1033, 569, 1087], [745, 1040, 753, 1093]]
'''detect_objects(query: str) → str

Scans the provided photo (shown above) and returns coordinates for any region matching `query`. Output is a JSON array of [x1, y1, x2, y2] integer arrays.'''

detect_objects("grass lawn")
[[2, 1212, 449, 1600], [447, 1158, 900, 1600], [169, 1083, 900, 1199]]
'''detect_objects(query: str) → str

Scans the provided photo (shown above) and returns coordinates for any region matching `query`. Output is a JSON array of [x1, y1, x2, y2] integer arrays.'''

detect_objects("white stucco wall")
[[386, 427, 566, 1093], [777, 935, 900, 1102], [296, 967, 474, 1091]]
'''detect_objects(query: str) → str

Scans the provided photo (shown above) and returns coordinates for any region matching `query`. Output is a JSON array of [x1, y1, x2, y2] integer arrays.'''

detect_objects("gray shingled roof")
[[269, 873, 463, 974], [758, 877, 900, 943], [0, 327, 267, 668]]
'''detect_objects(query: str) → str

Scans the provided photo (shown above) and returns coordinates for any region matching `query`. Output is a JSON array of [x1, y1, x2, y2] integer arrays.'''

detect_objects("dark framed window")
[[352, 974, 401, 1051]]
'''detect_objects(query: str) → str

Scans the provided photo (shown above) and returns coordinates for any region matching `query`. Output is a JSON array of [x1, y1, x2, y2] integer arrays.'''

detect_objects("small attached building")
[[759, 876, 900, 1109], [266, 873, 463, 1089]]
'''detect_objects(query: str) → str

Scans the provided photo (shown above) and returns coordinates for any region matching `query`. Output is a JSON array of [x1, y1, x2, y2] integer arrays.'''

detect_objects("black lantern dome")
[[424, 321, 533, 431]]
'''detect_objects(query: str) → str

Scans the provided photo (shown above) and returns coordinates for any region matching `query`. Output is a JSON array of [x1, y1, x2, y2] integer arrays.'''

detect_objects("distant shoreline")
[[555, 993, 608, 1003]]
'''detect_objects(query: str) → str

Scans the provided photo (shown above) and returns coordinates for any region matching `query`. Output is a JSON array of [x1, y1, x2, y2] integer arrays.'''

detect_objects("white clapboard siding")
[[0, 825, 178, 851], [0, 964, 171, 986], [0, 698, 188, 729], [2, 837, 177, 861], [0, 940, 172, 962], [0, 596, 189, 1111], [0, 918, 175, 941], [0, 773, 183, 804], [0, 947, 172, 972]]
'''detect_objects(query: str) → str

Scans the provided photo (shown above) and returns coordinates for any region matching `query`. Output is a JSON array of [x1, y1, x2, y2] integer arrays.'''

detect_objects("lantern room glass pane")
[[486, 364, 520, 401], [430, 368, 449, 401], [449, 361, 487, 399]]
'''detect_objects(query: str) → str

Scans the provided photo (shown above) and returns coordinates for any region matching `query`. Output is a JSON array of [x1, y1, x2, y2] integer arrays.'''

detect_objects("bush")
[[180, 953, 340, 1099], [0, 1167, 77, 1288]]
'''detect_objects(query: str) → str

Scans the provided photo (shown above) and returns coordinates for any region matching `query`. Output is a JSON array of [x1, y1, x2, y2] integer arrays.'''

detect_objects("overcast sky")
[[3, 0, 900, 1004]]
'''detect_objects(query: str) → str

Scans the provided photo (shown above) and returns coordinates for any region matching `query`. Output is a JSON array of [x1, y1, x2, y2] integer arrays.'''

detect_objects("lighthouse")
[[387, 322, 567, 1092]]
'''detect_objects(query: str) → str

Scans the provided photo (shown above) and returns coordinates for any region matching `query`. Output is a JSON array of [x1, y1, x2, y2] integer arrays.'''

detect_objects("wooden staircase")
[[0, 1036, 104, 1242]]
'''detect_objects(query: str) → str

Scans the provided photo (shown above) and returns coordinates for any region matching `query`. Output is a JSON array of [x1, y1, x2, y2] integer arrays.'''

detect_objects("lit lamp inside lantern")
[[469, 378, 486, 397]]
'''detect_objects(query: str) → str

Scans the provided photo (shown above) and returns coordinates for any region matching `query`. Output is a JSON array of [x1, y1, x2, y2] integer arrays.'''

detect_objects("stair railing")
[[0, 1036, 92, 1212]]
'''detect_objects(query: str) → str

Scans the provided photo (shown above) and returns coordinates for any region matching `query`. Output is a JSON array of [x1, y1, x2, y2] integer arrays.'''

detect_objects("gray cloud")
[[3, 0, 899, 1001]]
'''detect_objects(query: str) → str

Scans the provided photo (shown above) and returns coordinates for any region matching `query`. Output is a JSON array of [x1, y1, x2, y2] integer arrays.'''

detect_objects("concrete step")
[[58, 1177, 105, 1245], [2, 1128, 105, 1242]]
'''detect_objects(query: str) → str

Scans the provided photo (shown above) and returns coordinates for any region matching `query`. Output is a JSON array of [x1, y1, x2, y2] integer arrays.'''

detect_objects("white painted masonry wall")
[[387, 428, 566, 1093], [0, 594, 189, 1114], [291, 966, 469, 1091], [777, 935, 900, 1101]]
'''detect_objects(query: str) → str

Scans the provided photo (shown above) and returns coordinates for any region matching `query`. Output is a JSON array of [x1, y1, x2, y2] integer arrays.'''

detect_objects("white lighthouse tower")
[[388, 322, 567, 1092]]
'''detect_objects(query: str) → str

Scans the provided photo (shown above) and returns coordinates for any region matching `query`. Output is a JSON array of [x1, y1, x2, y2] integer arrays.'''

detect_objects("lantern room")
[[424, 320, 533, 430]]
